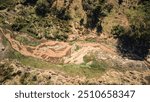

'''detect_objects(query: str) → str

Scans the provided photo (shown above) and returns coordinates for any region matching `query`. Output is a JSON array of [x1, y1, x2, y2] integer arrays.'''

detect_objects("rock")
[[68, 34, 79, 41], [86, 61, 92, 66]]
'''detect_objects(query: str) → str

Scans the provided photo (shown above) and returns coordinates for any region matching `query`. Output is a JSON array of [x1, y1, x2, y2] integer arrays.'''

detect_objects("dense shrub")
[[22, 0, 38, 5], [0, 0, 14, 10], [111, 25, 125, 37], [96, 22, 103, 33], [55, 33, 68, 41], [55, 8, 71, 20], [35, 3, 49, 17], [44, 31, 68, 41], [12, 23, 24, 31], [27, 28, 41, 39], [125, 0, 150, 43], [103, 4, 113, 14], [82, 0, 110, 29], [118, 0, 123, 5], [11, 17, 27, 31], [47, 0, 54, 7]]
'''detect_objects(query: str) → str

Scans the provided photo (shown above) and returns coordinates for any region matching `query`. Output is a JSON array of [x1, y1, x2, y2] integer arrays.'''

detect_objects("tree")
[[111, 25, 125, 37], [47, 0, 54, 7], [35, 3, 49, 17], [11, 17, 27, 31], [0, 0, 14, 10], [118, 0, 123, 5], [22, 0, 38, 5], [56, 8, 71, 20], [82, 0, 111, 29]]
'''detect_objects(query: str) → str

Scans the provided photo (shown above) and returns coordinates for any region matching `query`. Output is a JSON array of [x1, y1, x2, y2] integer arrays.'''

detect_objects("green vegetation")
[[15, 35, 40, 46], [45, 30, 68, 41], [5, 48, 106, 78], [35, 1, 49, 17], [0, 62, 14, 83], [83, 52, 108, 71], [55, 8, 71, 21], [74, 45, 80, 51], [108, 0, 150, 58], [85, 38, 96, 42], [1, 0, 149, 42], [111, 25, 125, 37], [22, 0, 38, 5], [0, 0, 14, 10], [62, 64, 105, 78], [82, 0, 112, 31], [10, 14, 70, 41], [124, 1, 150, 41], [2, 36, 9, 46], [0, 0, 70, 41], [11, 17, 28, 31]]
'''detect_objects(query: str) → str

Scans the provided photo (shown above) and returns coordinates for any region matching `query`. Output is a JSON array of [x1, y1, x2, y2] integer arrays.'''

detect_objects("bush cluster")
[[45, 31, 68, 41], [11, 17, 28, 31], [111, 25, 125, 38]]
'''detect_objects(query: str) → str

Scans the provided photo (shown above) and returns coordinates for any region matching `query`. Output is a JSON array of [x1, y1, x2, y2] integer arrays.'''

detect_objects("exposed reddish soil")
[[1, 28, 150, 67], [0, 28, 71, 62]]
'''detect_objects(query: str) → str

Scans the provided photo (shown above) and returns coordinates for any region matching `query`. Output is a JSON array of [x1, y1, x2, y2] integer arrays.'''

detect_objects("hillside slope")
[[0, 59, 150, 85], [0, 0, 150, 85]]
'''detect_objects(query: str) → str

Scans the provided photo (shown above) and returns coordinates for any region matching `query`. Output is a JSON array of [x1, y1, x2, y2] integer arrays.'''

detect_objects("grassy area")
[[6, 48, 106, 78], [1, 36, 9, 46], [83, 52, 108, 72], [61, 64, 105, 78], [15, 35, 40, 46], [21, 56, 106, 78]]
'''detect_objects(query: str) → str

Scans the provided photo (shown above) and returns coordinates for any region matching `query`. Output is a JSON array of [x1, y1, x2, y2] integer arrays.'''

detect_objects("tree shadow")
[[23, 0, 38, 6], [116, 35, 150, 60]]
